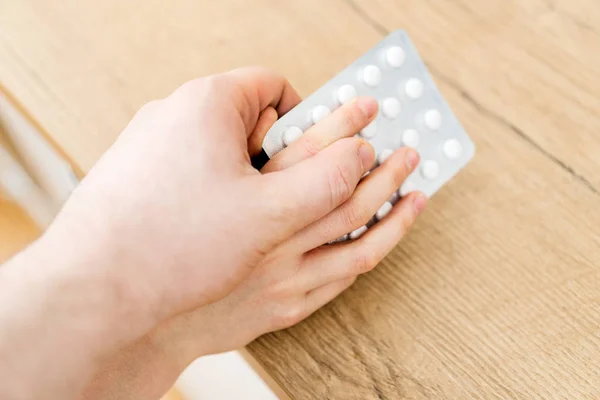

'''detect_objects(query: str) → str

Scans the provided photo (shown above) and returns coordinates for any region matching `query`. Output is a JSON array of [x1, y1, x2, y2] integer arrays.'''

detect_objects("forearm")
[[0, 230, 159, 399], [81, 334, 184, 400], [81, 311, 215, 399]]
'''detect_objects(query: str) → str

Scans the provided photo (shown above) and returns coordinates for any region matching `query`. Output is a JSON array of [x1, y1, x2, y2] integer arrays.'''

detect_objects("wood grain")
[[1, 0, 599, 398]]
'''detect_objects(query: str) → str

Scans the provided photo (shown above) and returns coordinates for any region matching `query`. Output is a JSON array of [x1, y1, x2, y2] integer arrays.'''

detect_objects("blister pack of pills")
[[262, 30, 475, 239]]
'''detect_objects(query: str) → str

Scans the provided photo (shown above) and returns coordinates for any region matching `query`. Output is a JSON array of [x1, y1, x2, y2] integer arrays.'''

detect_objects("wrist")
[[35, 222, 163, 354], [0, 227, 162, 398]]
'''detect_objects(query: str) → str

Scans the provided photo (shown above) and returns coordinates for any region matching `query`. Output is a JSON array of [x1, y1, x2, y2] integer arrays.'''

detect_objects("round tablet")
[[349, 225, 368, 240], [385, 46, 405, 68], [443, 138, 463, 159], [360, 120, 377, 139], [402, 129, 420, 147], [311, 105, 331, 124], [382, 97, 401, 119], [421, 160, 440, 180], [424, 109, 442, 131], [405, 78, 424, 99], [398, 180, 416, 197], [362, 65, 382, 87], [282, 126, 303, 146], [377, 149, 393, 165], [376, 201, 393, 220], [337, 84, 357, 105]]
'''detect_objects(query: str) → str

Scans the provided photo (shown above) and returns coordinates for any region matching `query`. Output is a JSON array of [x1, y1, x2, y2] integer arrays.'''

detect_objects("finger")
[[248, 106, 278, 156], [295, 191, 427, 290], [288, 146, 419, 252], [225, 67, 302, 135], [262, 97, 378, 173], [257, 137, 375, 244], [304, 276, 357, 315], [271, 276, 357, 331]]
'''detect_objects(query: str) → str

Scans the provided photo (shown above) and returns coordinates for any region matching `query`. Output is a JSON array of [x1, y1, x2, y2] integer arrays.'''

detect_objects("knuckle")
[[299, 136, 320, 157], [341, 107, 362, 132], [352, 251, 377, 274], [177, 75, 231, 101], [341, 202, 370, 229], [269, 193, 298, 223], [391, 159, 410, 189], [400, 211, 416, 236], [276, 305, 306, 328], [328, 164, 354, 206]]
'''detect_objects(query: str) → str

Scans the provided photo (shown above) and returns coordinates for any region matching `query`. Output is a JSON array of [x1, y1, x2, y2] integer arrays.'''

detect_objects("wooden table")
[[2, 0, 600, 398]]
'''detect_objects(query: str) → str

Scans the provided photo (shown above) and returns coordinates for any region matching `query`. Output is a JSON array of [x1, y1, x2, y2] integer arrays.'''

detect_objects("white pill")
[[360, 120, 377, 139], [443, 138, 463, 159], [421, 160, 440, 180], [382, 97, 401, 119], [398, 180, 416, 197], [311, 105, 331, 124], [385, 46, 405, 68], [362, 65, 382, 87], [282, 126, 303, 146], [424, 109, 442, 131], [376, 201, 393, 220], [405, 78, 424, 99], [402, 129, 420, 148], [337, 84, 357, 105], [349, 225, 368, 240], [377, 149, 393, 164]]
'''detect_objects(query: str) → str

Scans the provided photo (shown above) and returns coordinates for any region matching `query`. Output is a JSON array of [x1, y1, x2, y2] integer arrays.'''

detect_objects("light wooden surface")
[[1, 0, 599, 398], [0, 194, 39, 263]]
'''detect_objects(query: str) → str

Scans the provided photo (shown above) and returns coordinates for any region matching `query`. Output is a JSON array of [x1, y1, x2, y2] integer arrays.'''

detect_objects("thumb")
[[258, 137, 375, 243]]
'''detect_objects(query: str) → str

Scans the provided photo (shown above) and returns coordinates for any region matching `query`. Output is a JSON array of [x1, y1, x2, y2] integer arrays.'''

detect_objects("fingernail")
[[356, 97, 378, 118], [358, 142, 375, 172], [413, 193, 427, 215], [405, 148, 419, 170]]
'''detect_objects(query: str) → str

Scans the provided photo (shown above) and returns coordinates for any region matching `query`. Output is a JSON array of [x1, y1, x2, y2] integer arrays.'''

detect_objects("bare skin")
[[0, 67, 425, 400]]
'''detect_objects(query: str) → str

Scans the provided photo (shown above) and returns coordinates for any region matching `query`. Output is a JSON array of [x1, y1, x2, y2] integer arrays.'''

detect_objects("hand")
[[0, 67, 380, 400], [82, 92, 426, 400], [45, 67, 380, 322]]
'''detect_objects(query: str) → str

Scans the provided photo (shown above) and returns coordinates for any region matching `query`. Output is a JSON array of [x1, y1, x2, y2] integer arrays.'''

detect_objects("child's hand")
[[82, 85, 425, 400]]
